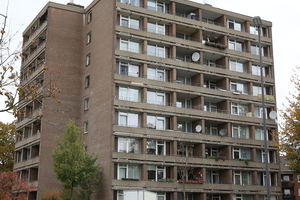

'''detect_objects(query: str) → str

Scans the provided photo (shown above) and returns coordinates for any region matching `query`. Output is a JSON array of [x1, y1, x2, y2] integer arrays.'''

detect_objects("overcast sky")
[[1, 0, 299, 123]]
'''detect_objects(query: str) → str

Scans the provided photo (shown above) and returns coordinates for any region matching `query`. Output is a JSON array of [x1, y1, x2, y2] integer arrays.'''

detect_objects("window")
[[230, 60, 245, 73], [258, 172, 266, 186], [177, 76, 191, 85], [118, 112, 139, 127], [147, 91, 165, 105], [231, 103, 248, 116], [146, 140, 166, 155], [84, 98, 89, 110], [254, 106, 267, 118], [234, 171, 251, 185], [298, 188, 300, 196], [256, 150, 269, 163], [120, 39, 140, 53], [253, 85, 266, 96], [147, 67, 166, 81], [83, 121, 88, 134], [284, 189, 291, 195], [233, 147, 250, 160], [147, 45, 165, 58], [177, 98, 191, 108], [147, 165, 165, 181], [147, 115, 165, 130], [119, 87, 140, 102], [255, 127, 264, 140], [204, 102, 217, 112], [229, 40, 242, 51], [147, 22, 165, 35], [283, 175, 290, 182], [176, 32, 190, 40], [251, 45, 264, 55], [297, 175, 300, 183], [232, 125, 249, 139], [118, 137, 140, 153], [177, 121, 192, 133], [178, 144, 193, 157], [147, 0, 166, 13], [118, 164, 140, 180], [157, 192, 166, 200], [252, 64, 265, 76], [120, 0, 140, 6], [87, 11, 92, 23], [85, 75, 90, 88], [119, 62, 140, 77], [203, 59, 216, 67], [86, 54, 91, 66], [206, 170, 219, 184], [228, 19, 242, 31], [87, 32, 91, 44], [205, 125, 218, 136], [230, 81, 248, 94], [120, 15, 140, 29]]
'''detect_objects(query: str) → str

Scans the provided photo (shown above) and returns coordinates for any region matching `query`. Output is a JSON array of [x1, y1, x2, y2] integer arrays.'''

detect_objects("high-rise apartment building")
[[14, 0, 280, 199]]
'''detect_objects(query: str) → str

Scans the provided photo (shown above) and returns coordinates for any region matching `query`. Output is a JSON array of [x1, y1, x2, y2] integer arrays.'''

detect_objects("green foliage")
[[52, 120, 101, 200], [0, 122, 16, 172], [41, 190, 63, 200], [279, 66, 300, 172]]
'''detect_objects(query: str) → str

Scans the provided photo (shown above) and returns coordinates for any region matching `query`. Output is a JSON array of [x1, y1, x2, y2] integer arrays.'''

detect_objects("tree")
[[0, 171, 35, 200], [52, 120, 101, 200], [0, 121, 16, 172], [279, 66, 300, 172]]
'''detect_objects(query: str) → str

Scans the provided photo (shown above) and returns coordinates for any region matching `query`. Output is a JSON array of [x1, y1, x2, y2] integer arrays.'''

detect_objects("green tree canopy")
[[279, 66, 300, 172], [0, 122, 16, 172], [52, 120, 101, 200]]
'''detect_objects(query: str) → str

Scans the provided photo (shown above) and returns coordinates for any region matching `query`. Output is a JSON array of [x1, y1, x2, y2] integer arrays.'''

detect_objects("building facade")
[[14, 0, 280, 199]]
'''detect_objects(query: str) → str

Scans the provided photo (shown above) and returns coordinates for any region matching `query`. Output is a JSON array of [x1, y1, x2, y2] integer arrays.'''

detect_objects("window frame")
[[118, 112, 139, 127], [232, 125, 249, 139], [119, 86, 140, 102], [87, 32, 91, 44], [84, 98, 89, 110], [146, 139, 166, 155], [87, 11, 92, 23], [83, 121, 88, 134], [86, 53, 91, 66], [118, 137, 140, 153], [85, 75, 90, 88], [117, 163, 140, 180], [147, 165, 166, 181]]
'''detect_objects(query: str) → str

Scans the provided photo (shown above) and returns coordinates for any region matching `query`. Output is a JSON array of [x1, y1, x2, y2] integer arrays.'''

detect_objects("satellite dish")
[[195, 125, 202, 133], [219, 129, 227, 136], [192, 52, 200, 62], [269, 111, 277, 119]]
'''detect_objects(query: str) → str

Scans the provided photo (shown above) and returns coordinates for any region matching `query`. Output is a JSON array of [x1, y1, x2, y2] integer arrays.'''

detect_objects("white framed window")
[[119, 87, 140, 102], [298, 188, 300, 196], [147, 67, 166, 81], [228, 19, 242, 31], [146, 140, 166, 155], [85, 75, 90, 88], [120, 15, 140, 29], [232, 125, 249, 139], [147, 91, 165, 105], [84, 98, 89, 110], [297, 175, 300, 183], [86, 54, 91, 66], [229, 40, 242, 51], [83, 121, 88, 134], [284, 189, 291, 195], [206, 147, 219, 157], [230, 60, 245, 73], [256, 150, 270, 163], [250, 26, 259, 35], [118, 112, 139, 127], [231, 102, 248, 116], [177, 121, 192, 133], [177, 76, 191, 85], [87, 32, 91, 44], [120, 39, 140, 53], [157, 192, 166, 200], [255, 127, 264, 140], [121, 0, 140, 6], [176, 32, 190, 40], [147, 22, 165, 35], [251, 45, 264, 55], [119, 62, 140, 77], [87, 11, 92, 23], [253, 85, 266, 96], [206, 170, 219, 184], [147, 0, 166, 13], [204, 102, 217, 112], [147, 115, 165, 130], [178, 144, 193, 157], [177, 98, 191, 108], [230, 81, 248, 94], [205, 125, 218, 136], [147, 44, 165, 58], [147, 165, 165, 181], [252, 64, 265, 76], [118, 137, 140, 153], [118, 164, 140, 180], [283, 175, 290, 182], [233, 147, 250, 160], [234, 171, 251, 185], [205, 80, 216, 89], [254, 106, 267, 119]]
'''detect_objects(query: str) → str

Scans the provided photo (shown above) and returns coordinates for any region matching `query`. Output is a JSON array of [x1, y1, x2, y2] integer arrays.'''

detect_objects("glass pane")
[[157, 94, 164, 105], [121, 19, 129, 27], [129, 88, 139, 102], [120, 115, 127, 126], [147, 140, 156, 154], [147, 91, 156, 104], [148, 68, 156, 79], [130, 18, 140, 29], [119, 168, 126, 179], [147, 0, 156, 11], [156, 119, 164, 130], [157, 47, 165, 58], [130, 41, 139, 53], [235, 174, 241, 185], [128, 113, 138, 127], [148, 22, 156, 33], [147, 45, 156, 56], [118, 138, 127, 152], [121, 41, 128, 51], [147, 116, 156, 128], [128, 64, 139, 77], [157, 71, 164, 81]]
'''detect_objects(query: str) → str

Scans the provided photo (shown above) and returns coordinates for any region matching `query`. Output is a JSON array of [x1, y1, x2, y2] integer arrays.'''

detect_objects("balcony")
[[282, 181, 294, 187], [16, 108, 43, 128], [14, 156, 39, 170], [15, 131, 41, 149]]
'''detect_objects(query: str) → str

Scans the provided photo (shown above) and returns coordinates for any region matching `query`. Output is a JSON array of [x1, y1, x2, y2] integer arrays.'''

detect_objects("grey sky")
[[1, 0, 299, 123]]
